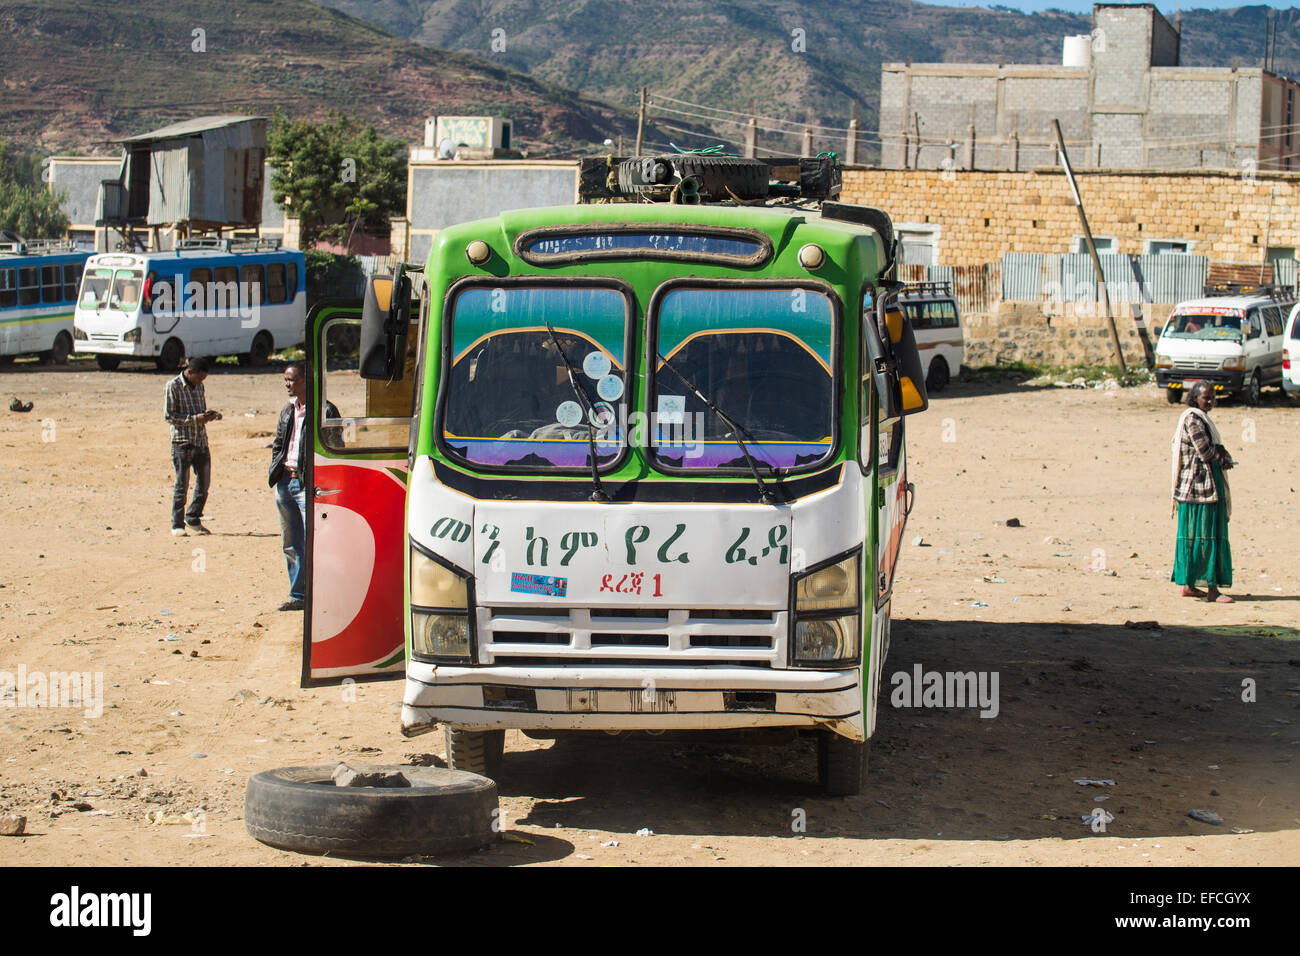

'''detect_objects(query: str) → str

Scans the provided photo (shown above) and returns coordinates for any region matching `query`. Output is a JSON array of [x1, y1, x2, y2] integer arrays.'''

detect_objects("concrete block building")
[[880, 3, 1300, 172]]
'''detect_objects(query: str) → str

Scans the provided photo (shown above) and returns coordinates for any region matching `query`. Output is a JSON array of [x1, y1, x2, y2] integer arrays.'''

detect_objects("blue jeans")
[[171, 443, 211, 529], [275, 475, 307, 601]]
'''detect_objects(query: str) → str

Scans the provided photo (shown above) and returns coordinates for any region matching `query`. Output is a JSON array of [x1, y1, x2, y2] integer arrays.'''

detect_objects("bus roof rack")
[[898, 281, 954, 299], [577, 154, 841, 204], [0, 236, 75, 255], [1201, 282, 1292, 300], [177, 237, 231, 252]]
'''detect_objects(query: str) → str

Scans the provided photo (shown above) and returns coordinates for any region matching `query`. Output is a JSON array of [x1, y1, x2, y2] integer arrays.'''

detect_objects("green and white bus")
[[0, 237, 88, 365], [300, 156, 929, 794]]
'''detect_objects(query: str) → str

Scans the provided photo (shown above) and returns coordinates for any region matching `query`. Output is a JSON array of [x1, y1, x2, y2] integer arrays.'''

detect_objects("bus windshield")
[[440, 285, 629, 470], [1163, 311, 1243, 341], [79, 267, 115, 308], [109, 270, 143, 311], [651, 285, 835, 471]]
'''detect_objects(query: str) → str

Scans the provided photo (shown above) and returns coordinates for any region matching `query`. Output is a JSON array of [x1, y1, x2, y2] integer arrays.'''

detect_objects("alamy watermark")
[[890, 663, 999, 718], [0, 665, 104, 718]]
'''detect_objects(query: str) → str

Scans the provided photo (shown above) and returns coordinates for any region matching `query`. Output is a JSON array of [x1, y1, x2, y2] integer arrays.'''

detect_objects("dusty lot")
[[1, 359, 1297, 866]]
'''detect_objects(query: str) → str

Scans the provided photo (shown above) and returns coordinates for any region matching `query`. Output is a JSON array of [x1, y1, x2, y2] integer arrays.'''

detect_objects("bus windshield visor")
[[652, 286, 835, 470], [441, 285, 629, 470], [109, 270, 143, 311], [1163, 312, 1243, 340]]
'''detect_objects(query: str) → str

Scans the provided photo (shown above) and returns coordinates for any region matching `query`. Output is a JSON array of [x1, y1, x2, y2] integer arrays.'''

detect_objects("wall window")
[[896, 223, 940, 268], [1072, 236, 1117, 254], [1147, 239, 1193, 254]]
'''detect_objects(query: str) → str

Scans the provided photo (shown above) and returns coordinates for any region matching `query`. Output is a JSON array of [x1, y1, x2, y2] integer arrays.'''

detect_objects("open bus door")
[[301, 297, 419, 687]]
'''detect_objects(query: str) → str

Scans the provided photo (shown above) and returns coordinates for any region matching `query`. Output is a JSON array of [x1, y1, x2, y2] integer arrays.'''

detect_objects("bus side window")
[[266, 262, 287, 304], [905, 303, 927, 330], [18, 267, 40, 306], [0, 268, 16, 308], [241, 264, 265, 308], [214, 266, 237, 310], [1245, 310, 1260, 340], [287, 262, 299, 299], [41, 265, 62, 304], [189, 267, 212, 309], [940, 301, 958, 328], [63, 263, 82, 302]]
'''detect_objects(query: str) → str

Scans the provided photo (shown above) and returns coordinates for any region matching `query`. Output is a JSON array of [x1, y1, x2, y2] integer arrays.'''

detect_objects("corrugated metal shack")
[[96, 116, 268, 248]]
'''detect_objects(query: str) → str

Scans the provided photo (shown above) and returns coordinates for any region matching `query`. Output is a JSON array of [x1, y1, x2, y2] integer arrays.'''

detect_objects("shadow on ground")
[[469, 619, 1299, 845]]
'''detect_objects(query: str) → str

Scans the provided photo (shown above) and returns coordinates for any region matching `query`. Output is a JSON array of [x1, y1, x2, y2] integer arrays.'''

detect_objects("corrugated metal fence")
[[999, 253, 1210, 304], [899, 263, 996, 313]]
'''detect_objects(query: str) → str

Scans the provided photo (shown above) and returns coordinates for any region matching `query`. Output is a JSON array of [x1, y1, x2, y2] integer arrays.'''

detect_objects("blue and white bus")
[[0, 237, 89, 365], [73, 238, 306, 371]]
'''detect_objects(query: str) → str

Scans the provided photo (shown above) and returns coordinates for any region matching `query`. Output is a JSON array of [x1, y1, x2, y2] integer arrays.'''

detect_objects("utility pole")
[[635, 87, 647, 156], [1052, 119, 1127, 371], [744, 117, 757, 158]]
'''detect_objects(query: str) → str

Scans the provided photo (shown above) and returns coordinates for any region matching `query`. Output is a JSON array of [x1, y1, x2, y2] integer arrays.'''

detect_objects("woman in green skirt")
[[1170, 381, 1235, 603]]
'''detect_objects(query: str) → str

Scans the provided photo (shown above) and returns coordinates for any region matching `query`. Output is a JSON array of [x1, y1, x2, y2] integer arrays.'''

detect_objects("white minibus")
[[73, 238, 306, 370]]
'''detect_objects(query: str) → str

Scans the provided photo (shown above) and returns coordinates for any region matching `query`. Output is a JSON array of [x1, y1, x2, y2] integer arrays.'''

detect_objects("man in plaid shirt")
[[164, 356, 221, 535]]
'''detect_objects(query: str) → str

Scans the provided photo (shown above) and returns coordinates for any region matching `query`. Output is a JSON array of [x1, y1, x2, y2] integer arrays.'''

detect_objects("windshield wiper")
[[542, 321, 610, 503], [656, 351, 779, 504]]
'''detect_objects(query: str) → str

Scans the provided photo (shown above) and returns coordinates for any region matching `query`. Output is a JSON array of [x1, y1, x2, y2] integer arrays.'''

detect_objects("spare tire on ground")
[[245, 764, 498, 858]]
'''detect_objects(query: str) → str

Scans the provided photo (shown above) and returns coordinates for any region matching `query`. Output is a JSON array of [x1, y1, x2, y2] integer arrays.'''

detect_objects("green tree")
[[267, 110, 407, 251], [0, 140, 70, 239]]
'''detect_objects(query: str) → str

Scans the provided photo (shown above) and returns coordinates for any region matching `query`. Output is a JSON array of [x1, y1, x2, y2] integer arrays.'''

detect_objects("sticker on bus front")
[[510, 572, 569, 597]]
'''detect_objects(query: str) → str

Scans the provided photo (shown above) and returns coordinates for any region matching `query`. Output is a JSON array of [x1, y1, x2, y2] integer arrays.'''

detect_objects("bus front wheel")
[[95, 354, 122, 371], [926, 356, 950, 392], [157, 338, 184, 372], [817, 732, 868, 796], [47, 332, 73, 366], [239, 332, 273, 367], [445, 727, 504, 779]]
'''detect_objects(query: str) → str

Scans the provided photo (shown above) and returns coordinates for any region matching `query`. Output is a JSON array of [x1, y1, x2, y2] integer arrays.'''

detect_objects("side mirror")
[[866, 286, 929, 424], [360, 265, 411, 380]]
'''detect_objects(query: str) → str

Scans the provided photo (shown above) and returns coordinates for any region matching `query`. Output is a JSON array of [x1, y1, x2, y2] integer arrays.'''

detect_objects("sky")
[[913, 0, 1300, 11]]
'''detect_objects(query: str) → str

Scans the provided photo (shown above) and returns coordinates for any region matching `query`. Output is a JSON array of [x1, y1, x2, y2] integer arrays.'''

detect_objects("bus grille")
[[477, 606, 787, 667]]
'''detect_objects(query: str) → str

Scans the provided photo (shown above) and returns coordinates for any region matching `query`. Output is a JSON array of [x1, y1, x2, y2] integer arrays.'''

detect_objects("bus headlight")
[[1154, 355, 1171, 369], [411, 612, 471, 660], [410, 544, 472, 662], [790, 549, 861, 666], [793, 551, 859, 613], [73, 326, 88, 341], [123, 327, 141, 343], [793, 615, 859, 664], [1220, 356, 1245, 370]]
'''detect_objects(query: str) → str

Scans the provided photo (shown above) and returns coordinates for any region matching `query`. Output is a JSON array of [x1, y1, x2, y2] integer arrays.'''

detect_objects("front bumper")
[[1156, 369, 1244, 393], [400, 663, 864, 739]]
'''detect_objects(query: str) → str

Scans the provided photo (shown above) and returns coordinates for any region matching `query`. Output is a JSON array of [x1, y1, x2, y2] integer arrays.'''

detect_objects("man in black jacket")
[[269, 363, 338, 611]]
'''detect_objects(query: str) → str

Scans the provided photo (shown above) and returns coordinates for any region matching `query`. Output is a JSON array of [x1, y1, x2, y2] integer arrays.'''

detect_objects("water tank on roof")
[[1063, 34, 1092, 68]]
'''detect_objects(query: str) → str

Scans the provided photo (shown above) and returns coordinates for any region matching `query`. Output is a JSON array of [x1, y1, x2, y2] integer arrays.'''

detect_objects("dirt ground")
[[1, 358, 1297, 867]]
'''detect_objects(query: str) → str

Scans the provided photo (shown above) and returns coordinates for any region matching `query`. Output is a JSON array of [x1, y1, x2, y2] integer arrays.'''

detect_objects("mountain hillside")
[[312, 0, 1300, 155], [0, 0, 663, 153]]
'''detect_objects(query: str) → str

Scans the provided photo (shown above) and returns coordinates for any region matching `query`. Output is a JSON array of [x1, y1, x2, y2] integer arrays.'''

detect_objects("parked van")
[[1284, 303, 1300, 399], [898, 281, 963, 391], [73, 237, 305, 371], [0, 236, 88, 365], [1154, 285, 1295, 405]]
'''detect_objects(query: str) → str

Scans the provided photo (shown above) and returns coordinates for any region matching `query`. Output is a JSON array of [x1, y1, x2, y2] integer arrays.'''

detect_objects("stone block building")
[[880, 3, 1300, 172]]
